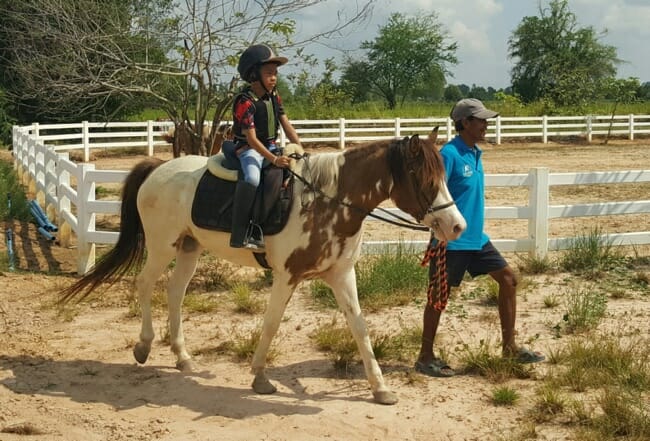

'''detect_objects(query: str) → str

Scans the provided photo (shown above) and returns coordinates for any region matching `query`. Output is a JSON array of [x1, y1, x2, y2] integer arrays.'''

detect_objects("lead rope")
[[420, 238, 449, 311]]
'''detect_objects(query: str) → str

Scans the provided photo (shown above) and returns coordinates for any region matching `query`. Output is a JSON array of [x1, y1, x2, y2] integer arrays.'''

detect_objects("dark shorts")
[[429, 241, 508, 287]]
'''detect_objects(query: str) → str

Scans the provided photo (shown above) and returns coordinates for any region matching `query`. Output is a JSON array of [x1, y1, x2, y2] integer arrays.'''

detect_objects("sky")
[[290, 0, 650, 89]]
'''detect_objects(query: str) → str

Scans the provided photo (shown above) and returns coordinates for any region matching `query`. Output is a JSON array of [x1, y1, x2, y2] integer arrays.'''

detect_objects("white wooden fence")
[[15, 114, 650, 162], [12, 120, 650, 274]]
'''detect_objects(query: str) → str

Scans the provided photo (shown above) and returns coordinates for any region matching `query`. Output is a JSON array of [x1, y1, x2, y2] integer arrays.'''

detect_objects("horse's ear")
[[408, 134, 421, 157], [428, 126, 439, 145]]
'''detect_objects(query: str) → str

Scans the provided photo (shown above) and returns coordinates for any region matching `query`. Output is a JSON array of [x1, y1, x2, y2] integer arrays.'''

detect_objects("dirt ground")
[[1, 140, 649, 441]]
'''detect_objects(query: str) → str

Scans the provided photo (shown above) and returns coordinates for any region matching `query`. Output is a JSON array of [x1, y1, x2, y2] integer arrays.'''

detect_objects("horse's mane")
[[297, 151, 343, 195], [387, 135, 440, 192], [296, 137, 439, 196]]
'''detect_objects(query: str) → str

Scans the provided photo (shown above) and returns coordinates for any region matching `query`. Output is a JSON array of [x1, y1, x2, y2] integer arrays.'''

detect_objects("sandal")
[[510, 348, 545, 364], [414, 358, 455, 377]]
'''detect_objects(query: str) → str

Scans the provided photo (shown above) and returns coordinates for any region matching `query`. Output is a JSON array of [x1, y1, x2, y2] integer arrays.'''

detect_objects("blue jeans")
[[238, 143, 277, 187]]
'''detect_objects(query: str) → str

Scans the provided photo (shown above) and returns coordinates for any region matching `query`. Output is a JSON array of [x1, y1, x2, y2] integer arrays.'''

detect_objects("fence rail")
[[12, 121, 650, 274]]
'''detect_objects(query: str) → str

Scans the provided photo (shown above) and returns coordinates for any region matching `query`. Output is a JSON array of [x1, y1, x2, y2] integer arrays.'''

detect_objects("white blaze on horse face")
[[423, 177, 466, 242]]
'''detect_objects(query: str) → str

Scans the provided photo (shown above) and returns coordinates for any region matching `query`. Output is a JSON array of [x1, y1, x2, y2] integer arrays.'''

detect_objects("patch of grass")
[[543, 293, 560, 308], [230, 283, 265, 314], [309, 246, 428, 311], [457, 340, 532, 383], [562, 285, 607, 333], [183, 292, 219, 314], [371, 323, 422, 363], [530, 385, 566, 422], [95, 185, 120, 198], [250, 269, 273, 290], [534, 333, 650, 439], [552, 334, 650, 392], [310, 317, 358, 371], [517, 253, 555, 274], [492, 386, 519, 406], [590, 388, 650, 439], [310, 279, 338, 308], [477, 277, 499, 306], [559, 227, 623, 274], [494, 423, 537, 441], [228, 326, 278, 363]]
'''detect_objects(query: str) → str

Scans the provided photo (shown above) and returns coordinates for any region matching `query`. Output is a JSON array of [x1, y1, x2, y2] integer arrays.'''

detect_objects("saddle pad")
[[191, 171, 236, 232]]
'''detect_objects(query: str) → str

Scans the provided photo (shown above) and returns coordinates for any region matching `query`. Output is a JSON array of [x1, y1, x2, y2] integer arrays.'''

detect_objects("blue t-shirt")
[[440, 135, 489, 250]]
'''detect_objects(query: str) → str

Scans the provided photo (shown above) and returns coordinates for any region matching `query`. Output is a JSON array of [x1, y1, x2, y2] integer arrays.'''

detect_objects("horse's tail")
[[60, 157, 165, 304]]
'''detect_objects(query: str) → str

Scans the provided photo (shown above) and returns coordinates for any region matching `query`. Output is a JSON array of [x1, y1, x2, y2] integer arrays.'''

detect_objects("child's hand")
[[273, 156, 291, 168]]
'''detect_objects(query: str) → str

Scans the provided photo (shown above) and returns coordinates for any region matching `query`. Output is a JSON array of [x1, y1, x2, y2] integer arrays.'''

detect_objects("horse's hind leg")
[[322, 268, 398, 405], [133, 245, 176, 365], [167, 237, 202, 372]]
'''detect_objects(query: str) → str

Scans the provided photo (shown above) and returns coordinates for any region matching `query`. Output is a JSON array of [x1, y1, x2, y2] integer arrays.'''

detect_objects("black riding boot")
[[230, 181, 265, 251]]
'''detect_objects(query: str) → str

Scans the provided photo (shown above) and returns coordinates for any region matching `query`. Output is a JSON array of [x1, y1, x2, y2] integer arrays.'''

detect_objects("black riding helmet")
[[237, 44, 288, 83]]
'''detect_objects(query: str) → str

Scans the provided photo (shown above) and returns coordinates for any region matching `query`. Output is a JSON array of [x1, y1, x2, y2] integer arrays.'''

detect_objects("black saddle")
[[191, 144, 294, 237]]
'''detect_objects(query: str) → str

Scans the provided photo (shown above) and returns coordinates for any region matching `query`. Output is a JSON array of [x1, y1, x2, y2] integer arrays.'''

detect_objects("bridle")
[[284, 148, 455, 232]]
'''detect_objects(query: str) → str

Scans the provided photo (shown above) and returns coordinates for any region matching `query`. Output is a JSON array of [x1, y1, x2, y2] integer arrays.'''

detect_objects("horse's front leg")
[[251, 273, 295, 395], [167, 242, 202, 372], [322, 268, 398, 405]]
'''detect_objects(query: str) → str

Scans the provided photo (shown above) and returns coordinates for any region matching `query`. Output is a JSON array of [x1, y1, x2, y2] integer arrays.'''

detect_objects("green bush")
[[0, 160, 30, 222]]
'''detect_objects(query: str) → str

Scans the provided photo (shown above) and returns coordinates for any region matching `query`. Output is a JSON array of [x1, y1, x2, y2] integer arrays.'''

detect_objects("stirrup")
[[244, 223, 265, 251]]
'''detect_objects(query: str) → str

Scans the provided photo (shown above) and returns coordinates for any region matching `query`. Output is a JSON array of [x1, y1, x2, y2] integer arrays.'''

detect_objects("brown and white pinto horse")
[[60, 130, 465, 405]]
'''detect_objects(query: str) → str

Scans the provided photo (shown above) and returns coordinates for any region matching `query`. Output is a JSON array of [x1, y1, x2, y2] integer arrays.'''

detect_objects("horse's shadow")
[[266, 359, 411, 400], [0, 355, 328, 419]]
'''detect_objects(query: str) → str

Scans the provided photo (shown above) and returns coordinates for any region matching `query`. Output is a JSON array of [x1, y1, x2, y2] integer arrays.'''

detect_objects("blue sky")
[[291, 0, 650, 89]]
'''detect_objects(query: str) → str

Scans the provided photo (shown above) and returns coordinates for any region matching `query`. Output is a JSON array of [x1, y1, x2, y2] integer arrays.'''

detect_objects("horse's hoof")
[[373, 390, 398, 405], [133, 343, 150, 364], [252, 375, 277, 394], [176, 359, 194, 372]]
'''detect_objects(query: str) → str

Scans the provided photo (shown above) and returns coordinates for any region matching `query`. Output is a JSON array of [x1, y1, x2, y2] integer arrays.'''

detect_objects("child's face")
[[258, 63, 278, 90]]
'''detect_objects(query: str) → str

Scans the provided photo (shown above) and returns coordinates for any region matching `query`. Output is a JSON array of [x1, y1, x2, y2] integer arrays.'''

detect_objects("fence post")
[[82, 120, 90, 162], [339, 118, 346, 149], [26, 133, 36, 193], [528, 167, 549, 258], [147, 120, 155, 156], [629, 114, 634, 141], [76, 163, 96, 274], [586, 115, 593, 143], [35, 141, 46, 206], [45, 150, 57, 221], [542, 115, 548, 143], [57, 153, 72, 248], [495, 116, 501, 145], [446, 117, 453, 141], [394, 117, 401, 138]]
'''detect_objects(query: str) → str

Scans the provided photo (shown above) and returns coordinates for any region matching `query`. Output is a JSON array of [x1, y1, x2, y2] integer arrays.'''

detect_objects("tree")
[[0, 0, 372, 156], [639, 82, 650, 100], [409, 66, 446, 101], [342, 12, 457, 109], [507, 0, 619, 108], [601, 77, 640, 144], [443, 84, 463, 102]]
